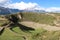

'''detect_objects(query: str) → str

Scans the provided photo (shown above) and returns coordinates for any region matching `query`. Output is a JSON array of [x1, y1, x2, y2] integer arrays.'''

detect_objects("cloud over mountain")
[[4, 1, 44, 10], [0, 0, 8, 3], [46, 7, 60, 12], [0, 0, 60, 12]]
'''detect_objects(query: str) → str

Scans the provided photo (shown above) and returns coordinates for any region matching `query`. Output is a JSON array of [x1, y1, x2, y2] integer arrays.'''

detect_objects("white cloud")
[[0, 0, 11, 6], [0, 0, 7, 3], [0, 0, 60, 12], [5, 1, 42, 10], [46, 7, 60, 12], [0, 0, 9, 4]]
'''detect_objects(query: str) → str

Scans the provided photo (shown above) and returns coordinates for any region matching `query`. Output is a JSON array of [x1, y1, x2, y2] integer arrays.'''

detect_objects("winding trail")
[[20, 21, 60, 31]]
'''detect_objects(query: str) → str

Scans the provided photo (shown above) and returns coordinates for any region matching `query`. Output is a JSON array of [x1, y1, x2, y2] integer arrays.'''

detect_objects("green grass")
[[0, 12, 60, 40], [0, 28, 24, 40], [0, 21, 6, 26], [22, 12, 56, 25], [0, 21, 9, 27], [0, 27, 60, 40]]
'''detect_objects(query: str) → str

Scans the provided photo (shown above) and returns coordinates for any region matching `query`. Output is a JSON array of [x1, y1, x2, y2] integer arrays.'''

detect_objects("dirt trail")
[[20, 21, 60, 31], [0, 27, 4, 31]]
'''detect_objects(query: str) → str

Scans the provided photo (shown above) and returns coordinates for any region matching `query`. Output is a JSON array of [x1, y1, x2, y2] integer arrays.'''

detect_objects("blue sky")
[[11, 0, 60, 8], [0, 0, 60, 12]]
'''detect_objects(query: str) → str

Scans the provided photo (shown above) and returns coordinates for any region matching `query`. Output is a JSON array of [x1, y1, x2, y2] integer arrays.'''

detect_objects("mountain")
[[0, 6, 22, 15], [0, 6, 47, 15], [23, 9, 45, 13], [0, 6, 10, 15], [23, 8, 46, 13], [9, 9, 23, 13], [0, 6, 46, 15], [0, 6, 60, 15]]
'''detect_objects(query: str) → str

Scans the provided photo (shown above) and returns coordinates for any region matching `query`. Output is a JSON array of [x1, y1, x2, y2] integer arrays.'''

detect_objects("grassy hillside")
[[0, 12, 59, 26], [0, 28, 24, 40], [0, 27, 60, 40], [22, 12, 56, 25], [0, 12, 60, 40]]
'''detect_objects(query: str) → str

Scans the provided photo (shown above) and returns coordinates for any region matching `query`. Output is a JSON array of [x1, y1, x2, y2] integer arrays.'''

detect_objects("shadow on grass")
[[9, 23, 35, 32], [0, 22, 35, 35], [7, 13, 35, 32], [0, 28, 5, 35]]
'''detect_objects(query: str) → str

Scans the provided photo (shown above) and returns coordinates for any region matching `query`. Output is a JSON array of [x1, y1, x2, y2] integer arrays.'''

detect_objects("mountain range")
[[0, 6, 60, 15], [0, 6, 22, 15]]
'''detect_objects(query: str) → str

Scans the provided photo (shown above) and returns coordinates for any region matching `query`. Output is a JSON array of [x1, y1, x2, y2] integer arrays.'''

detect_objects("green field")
[[22, 12, 56, 25], [0, 12, 60, 40], [0, 27, 60, 40]]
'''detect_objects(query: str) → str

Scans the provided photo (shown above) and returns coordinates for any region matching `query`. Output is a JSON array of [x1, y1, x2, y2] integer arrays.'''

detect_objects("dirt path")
[[0, 27, 4, 31], [20, 21, 60, 31]]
